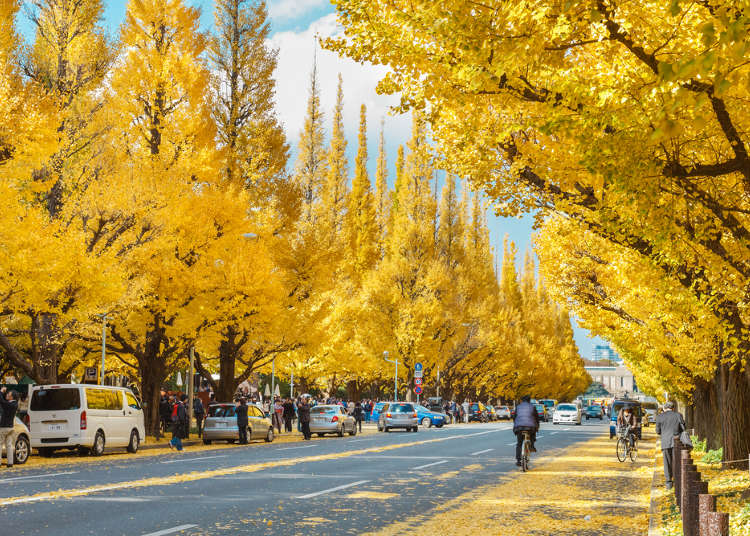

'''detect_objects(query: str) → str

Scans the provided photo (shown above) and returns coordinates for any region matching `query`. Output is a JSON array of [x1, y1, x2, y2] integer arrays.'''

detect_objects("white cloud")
[[269, 14, 411, 167], [267, 0, 330, 23]]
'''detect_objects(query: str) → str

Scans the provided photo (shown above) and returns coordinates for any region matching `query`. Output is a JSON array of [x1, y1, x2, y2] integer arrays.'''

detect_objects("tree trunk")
[[717, 361, 750, 470], [216, 336, 238, 402], [690, 376, 722, 450], [138, 351, 168, 437]]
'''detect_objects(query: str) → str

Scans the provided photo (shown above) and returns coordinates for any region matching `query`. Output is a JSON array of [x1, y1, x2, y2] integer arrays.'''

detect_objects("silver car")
[[378, 402, 419, 432], [309, 405, 357, 437], [0, 417, 31, 465], [203, 403, 274, 444]]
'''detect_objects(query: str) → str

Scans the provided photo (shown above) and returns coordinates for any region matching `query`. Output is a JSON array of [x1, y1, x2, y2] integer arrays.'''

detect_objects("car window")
[[391, 404, 413, 413], [125, 392, 141, 410], [375, 403, 385, 410], [208, 405, 233, 417], [86, 389, 122, 410], [557, 404, 577, 411], [381, 404, 389, 412], [311, 406, 336, 414], [31, 388, 81, 411]]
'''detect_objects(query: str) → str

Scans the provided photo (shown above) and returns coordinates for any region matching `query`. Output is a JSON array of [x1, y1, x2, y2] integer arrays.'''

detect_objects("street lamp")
[[96, 313, 108, 385], [383, 351, 398, 401]]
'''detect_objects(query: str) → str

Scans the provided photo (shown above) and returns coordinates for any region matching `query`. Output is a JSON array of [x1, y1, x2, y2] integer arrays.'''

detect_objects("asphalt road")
[[0, 419, 610, 535]]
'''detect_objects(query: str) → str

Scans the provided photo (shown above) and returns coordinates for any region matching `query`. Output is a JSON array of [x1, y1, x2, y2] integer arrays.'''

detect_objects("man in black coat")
[[282, 398, 295, 433], [655, 401, 686, 490], [193, 397, 205, 438], [158, 392, 171, 440], [235, 398, 249, 444], [0, 388, 19, 467], [298, 397, 311, 440]]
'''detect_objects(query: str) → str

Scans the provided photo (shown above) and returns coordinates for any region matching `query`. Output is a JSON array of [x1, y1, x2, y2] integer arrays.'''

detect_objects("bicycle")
[[616, 426, 638, 462], [520, 430, 532, 471]]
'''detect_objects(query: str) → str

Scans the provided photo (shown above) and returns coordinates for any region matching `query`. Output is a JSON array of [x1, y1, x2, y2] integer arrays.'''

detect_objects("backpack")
[[170, 403, 179, 422]]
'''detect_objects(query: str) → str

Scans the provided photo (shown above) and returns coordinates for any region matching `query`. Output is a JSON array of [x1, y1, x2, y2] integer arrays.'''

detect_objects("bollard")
[[705, 512, 729, 536], [686, 479, 708, 536], [680, 450, 695, 512], [674, 435, 684, 503], [698, 494, 716, 536]]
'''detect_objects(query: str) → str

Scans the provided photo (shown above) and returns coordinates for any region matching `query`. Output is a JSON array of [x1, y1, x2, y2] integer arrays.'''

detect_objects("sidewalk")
[[367, 430, 657, 536]]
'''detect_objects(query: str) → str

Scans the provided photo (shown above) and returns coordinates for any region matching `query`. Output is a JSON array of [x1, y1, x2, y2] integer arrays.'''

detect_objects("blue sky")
[[18, 0, 608, 358]]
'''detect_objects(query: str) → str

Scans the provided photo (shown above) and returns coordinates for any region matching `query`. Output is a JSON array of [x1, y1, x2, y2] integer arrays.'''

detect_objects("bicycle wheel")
[[616, 437, 627, 462], [521, 440, 530, 472], [629, 442, 638, 462]]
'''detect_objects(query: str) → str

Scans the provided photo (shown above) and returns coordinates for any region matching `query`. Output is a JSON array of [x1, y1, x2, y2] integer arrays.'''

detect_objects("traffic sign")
[[415, 362, 423, 371], [414, 369, 423, 378], [414, 377, 423, 386], [414, 385, 423, 395]]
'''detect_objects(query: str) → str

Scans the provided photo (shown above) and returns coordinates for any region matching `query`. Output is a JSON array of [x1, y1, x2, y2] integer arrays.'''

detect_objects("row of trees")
[[327, 0, 750, 466], [0, 0, 589, 434]]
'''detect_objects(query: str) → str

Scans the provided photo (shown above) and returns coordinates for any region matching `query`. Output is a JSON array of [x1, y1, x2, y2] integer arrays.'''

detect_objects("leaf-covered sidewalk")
[[369, 430, 656, 536]]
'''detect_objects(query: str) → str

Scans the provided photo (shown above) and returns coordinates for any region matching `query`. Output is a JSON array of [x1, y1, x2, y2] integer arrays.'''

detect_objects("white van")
[[28, 384, 145, 456]]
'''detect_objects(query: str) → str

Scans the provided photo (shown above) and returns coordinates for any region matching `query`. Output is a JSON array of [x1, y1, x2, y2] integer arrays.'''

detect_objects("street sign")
[[84, 367, 97, 384], [415, 362, 423, 371], [414, 377, 423, 386], [414, 369, 423, 378], [414, 385, 423, 395]]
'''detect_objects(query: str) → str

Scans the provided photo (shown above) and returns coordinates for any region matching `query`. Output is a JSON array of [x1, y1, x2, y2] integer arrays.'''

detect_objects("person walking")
[[158, 392, 171, 440], [283, 398, 295, 433], [193, 396, 205, 438], [353, 401, 364, 432], [168, 396, 186, 451], [655, 401, 686, 490], [236, 398, 249, 444], [462, 399, 470, 423], [273, 397, 283, 434], [0, 387, 19, 467], [298, 396, 312, 440]]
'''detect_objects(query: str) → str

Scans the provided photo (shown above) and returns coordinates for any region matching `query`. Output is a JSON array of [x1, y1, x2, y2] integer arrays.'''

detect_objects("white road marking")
[[141, 524, 197, 536], [160, 455, 227, 464], [506, 442, 517, 446], [551, 432, 559, 435], [295, 480, 370, 499], [0, 471, 77, 483], [348, 438, 375, 443], [411, 460, 448, 470], [471, 449, 494, 456], [276, 445, 317, 451]]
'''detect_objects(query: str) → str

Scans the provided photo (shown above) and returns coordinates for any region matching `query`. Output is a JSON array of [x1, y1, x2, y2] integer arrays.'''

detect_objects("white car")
[[0, 417, 32, 465], [553, 403, 582, 425], [495, 406, 511, 420], [29, 384, 145, 456]]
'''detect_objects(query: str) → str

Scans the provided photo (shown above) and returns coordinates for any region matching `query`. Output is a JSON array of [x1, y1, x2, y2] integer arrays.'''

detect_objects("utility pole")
[[436, 366, 440, 398], [271, 357, 276, 402], [290, 371, 294, 399], [383, 351, 398, 401], [187, 346, 195, 433]]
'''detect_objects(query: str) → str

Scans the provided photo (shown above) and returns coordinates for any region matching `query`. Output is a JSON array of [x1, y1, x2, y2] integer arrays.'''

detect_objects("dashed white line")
[[295, 480, 370, 499], [0, 471, 77, 483], [141, 524, 197, 536], [161, 455, 227, 464], [276, 445, 317, 451], [411, 460, 448, 471], [471, 448, 494, 456]]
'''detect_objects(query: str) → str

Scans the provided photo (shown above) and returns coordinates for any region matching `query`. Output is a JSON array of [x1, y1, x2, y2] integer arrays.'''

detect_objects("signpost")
[[414, 362, 423, 403], [414, 377, 423, 386], [414, 385, 422, 395]]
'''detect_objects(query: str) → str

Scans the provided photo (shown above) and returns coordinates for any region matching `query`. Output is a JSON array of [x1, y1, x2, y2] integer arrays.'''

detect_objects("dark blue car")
[[415, 405, 447, 428]]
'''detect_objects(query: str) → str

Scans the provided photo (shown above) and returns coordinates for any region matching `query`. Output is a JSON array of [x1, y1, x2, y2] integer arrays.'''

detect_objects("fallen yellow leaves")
[[366, 431, 656, 536]]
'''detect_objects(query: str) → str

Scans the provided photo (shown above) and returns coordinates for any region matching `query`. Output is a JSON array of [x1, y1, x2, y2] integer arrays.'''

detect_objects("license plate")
[[47, 424, 64, 432]]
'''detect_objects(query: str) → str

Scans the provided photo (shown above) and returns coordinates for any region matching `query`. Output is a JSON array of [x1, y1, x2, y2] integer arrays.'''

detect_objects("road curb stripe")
[[295, 480, 369, 499]]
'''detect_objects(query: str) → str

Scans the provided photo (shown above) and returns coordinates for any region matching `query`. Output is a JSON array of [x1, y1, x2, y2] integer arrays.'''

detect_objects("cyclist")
[[617, 406, 637, 448], [513, 395, 539, 466]]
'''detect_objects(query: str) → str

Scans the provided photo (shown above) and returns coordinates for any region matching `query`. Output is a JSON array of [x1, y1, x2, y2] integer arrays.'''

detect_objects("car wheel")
[[436, 424, 443, 428], [13, 435, 30, 464], [377, 424, 383, 432], [337, 425, 344, 437], [421, 417, 431, 427], [91, 430, 105, 456], [413, 426, 418, 432], [127, 429, 139, 453], [203, 438, 212, 445], [77, 446, 90, 456], [349, 425, 357, 436], [227, 439, 236, 444], [384, 426, 390, 433], [265, 428, 274, 442]]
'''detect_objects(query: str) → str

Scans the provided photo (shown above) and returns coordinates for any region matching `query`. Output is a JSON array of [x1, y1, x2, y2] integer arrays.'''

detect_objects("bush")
[[691, 435, 707, 452], [701, 448, 723, 464]]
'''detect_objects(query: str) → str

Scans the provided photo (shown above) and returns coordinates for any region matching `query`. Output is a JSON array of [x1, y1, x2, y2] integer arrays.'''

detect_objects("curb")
[[648, 439, 662, 536]]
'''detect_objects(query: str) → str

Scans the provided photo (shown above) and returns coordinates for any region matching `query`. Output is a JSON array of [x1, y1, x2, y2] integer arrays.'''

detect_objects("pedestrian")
[[273, 397, 283, 434], [193, 396, 205, 438], [298, 396, 312, 440], [236, 397, 249, 444], [353, 401, 363, 432], [655, 401, 687, 490], [0, 387, 18, 467], [283, 398, 295, 433], [462, 399, 470, 423], [158, 391, 171, 440], [169, 396, 186, 451]]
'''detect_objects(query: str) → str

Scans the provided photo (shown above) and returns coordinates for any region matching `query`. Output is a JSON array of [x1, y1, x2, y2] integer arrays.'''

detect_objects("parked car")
[[378, 402, 419, 432], [485, 405, 498, 421], [415, 405, 446, 428], [28, 384, 145, 457], [553, 403, 582, 425], [538, 399, 557, 414], [425, 397, 444, 413], [641, 401, 658, 427], [0, 417, 31, 465], [468, 402, 488, 422], [495, 405, 511, 420], [309, 405, 357, 437], [533, 403, 549, 422], [584, 405, 604, 420], [203, 403, 274, 444], [371, 402, 388, 423], [609, 399, 643, 439]]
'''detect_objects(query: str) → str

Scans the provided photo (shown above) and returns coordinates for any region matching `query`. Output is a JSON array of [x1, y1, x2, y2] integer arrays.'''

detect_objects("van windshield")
[[31, 388, 81, 411]]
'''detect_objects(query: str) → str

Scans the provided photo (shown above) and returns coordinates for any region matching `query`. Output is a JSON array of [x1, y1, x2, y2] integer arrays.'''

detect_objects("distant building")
[[584, 364, 637, 398], [591, 344, 622, 363]]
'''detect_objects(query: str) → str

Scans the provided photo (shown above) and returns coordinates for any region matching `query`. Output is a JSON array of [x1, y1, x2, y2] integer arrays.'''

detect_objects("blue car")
[[609, 399, 643, 440], [415, 404, 447, 428], [371, 402, 387, 423]]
